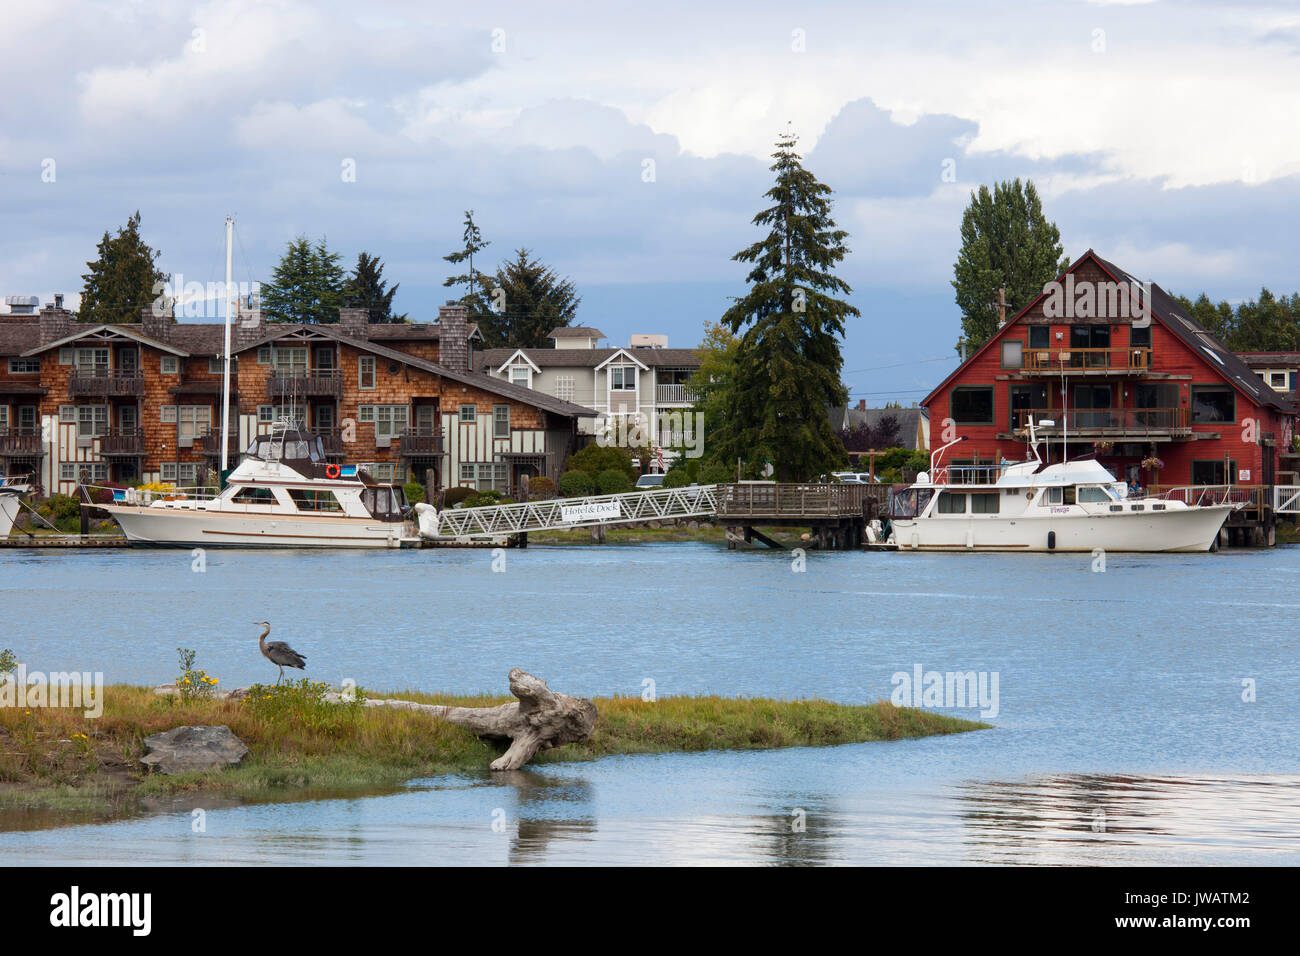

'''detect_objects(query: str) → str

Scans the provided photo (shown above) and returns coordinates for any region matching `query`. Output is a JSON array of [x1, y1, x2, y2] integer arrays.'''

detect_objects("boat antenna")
[[1059, 354, 1068, 464], [220, 216, 234, 476]]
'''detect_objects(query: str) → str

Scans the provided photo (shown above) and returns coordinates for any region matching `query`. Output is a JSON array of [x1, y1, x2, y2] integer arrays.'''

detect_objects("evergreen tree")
[[345, 251, 405, 322], [79, 211, 169, 325], [468, 249, 580, 348], [261, 236, 347, 323], [952, 179, 1068, 353], [442, 210, 490, 301], [713, 131, 859, 481]]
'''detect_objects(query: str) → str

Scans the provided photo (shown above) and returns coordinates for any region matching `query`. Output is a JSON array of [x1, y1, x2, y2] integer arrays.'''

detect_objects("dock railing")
[[714, 482, 866, 519]]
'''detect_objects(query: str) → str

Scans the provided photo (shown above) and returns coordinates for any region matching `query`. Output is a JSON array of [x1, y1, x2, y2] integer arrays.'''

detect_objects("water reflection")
[[956, 773, 1300, 864]]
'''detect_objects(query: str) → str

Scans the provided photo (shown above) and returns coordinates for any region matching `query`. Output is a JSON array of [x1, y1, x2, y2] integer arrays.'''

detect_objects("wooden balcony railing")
[[715, 482, 866, 519], [193, 426, 240, 458], [0, 427, 43, 456], [655, 383, 696, 404], [267, 369, 342, 397], [1022, 348, 1151, 373], [69, 369, 145, 396], [1012, 407, 1190, 436], [399, 426, 444, 458], [98, 427, 144, 456]]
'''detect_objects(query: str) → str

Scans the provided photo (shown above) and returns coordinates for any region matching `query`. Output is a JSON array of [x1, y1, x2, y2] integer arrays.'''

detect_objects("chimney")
[[233, 294, 265, 349], [140, 304, 171, 342], [38, 299, 72, 344], [437, 304, 469, 371], [54, 293, 64, 310], [857, 399, 866, 411], [338, 306, 370, 337]]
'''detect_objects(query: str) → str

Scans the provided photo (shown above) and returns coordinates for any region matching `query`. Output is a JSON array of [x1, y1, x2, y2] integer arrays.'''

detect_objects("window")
[[257, 346, 272, 365], [1028, 326, 1050, 349], [1077, 486, 1112, 503], [272, 347, 307, 372], [160, 462, 199, 483], [1000, 341, 1023, 369], [288, 488, 343, 513], [1130, 325, 1151, 349], [175, 405, 212, 440], [510, 366, 531, 388], [459, 404, 477, 423], [77, 405, 108, 437], [459, 462, 508, 491], [8, 358, 39, 374], [231, 486, 276, 505], [360, 461, 408, 483], [359, 356, 376, 390], [59, 405, 75, 421], [60, 462, 108, 482], [58, 348, 73, 366], [1268, 371, 1287, 389], [1135, 383, 1178, 409], [0, 407, 6, 429], [74, 348, 109, 372], [937, 492, 967, 514], [208, 356, 237, 374], [1044, 487, 1062, 505], [160, 356, 179, 374], [555, 376, 575, 402], [493, 405, 510, 439], [970, 493, 999, 514], [609, 366, 635, 390], [1191, 386, 1234, 424], [361, 405, 408, 440], [1008, 384, 1047, 430], [1192, 460, 1237, 485], [950, 387, 994, 425]]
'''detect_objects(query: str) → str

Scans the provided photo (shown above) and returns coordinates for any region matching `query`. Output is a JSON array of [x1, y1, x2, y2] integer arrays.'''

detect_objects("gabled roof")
[[495, 349, 541, 374], [22, 323, 191, 358], [921, 250, 1295, 415], [233, 324, 595, 418], [595, 347, 649, 371], [476, 346, 702, 371]]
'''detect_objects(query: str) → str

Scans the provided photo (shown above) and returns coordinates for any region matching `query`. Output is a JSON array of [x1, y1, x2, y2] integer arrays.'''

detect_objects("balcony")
[[267, 369, 342, 398], [1021, 348, 1152, 375], [655, 383, 696, 404], [0, 427, 42, 457], [69, 369, 145, 396], [193, 426, 240, 459], [308, 428, 344, 458], [399, 426, 444, 458], [1011, 407, 1191, 438], [98, 427, 143, 457]]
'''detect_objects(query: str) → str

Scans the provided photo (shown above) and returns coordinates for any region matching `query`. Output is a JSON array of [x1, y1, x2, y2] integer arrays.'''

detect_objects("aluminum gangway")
[[422, 484, 720, 539]]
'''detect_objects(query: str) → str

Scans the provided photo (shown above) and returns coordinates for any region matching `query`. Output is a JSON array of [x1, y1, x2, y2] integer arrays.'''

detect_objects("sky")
[[2, 0, 1298, 404]]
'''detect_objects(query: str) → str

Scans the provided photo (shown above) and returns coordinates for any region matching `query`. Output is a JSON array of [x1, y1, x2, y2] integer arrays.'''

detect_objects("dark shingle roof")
[[548, 326, 605, 339], [0, 318, 40, 357]]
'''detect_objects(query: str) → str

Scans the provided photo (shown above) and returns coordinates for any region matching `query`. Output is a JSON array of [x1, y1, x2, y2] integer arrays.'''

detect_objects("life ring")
[[325, 464, 341, 479]]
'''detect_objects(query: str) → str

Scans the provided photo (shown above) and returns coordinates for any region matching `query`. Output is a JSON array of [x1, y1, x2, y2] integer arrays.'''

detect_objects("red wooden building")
[[922, 251, 1296, 490]]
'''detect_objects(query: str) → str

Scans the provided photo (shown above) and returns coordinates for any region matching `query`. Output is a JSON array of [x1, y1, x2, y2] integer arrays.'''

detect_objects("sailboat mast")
[[221, 216, 234, 474]]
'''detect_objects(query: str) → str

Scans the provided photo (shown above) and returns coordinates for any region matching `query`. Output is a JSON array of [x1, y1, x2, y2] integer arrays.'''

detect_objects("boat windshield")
[[244, 432, 325, 463]]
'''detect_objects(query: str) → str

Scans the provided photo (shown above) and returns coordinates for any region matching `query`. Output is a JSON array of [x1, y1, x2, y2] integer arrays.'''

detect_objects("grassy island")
[[0, 684, 988, 826]]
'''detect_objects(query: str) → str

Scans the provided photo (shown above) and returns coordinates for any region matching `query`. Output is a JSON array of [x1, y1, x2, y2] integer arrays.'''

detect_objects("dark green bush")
[[442, 485, 476, 508], [567, 443, 638, 482], [526, 475, 555, 498], [596, 468, 633, 495], [559, 471, 597, 497], [403, 481, 425, 504]]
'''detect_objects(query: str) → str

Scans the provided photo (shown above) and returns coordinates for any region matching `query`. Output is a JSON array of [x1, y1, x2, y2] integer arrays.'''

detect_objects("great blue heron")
[[255, 622, 306, 684]]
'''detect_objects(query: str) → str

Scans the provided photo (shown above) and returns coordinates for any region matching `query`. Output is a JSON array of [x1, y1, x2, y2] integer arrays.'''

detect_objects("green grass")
[[0, 684, 988, 825]]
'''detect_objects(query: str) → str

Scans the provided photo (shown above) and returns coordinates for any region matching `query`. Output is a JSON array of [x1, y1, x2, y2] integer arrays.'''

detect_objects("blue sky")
[[2, 0, 1298, 403]]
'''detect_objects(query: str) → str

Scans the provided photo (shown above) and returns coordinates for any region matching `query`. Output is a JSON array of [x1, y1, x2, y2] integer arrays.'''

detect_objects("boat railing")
[[83, 483, 221, 505], [1150, 484, 1260, 508], [946, 464, 1001, 485]]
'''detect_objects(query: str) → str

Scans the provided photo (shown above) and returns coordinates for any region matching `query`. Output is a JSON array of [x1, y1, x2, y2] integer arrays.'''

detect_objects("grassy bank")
[[0, 684, 987, 823]]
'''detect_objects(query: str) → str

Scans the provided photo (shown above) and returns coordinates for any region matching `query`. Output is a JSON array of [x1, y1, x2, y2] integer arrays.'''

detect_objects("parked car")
[[636, 473, 666, 489], [830, 471, 877, 484]]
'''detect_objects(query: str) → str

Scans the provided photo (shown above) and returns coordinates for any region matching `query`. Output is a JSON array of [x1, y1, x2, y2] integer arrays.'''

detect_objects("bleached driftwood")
[[357, 668, 599, 771]]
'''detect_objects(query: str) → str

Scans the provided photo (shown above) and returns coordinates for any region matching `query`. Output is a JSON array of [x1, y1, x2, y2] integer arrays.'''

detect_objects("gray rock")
[[139, 725, 249, 775]]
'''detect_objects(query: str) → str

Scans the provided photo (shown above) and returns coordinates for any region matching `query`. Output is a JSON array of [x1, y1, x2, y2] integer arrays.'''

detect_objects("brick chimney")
[[38, 299, 73, 344], [338, 306, 370, 338], [857, 399, 867, 411], [140, 304, 171, 342], [437, 304, 469, 371]]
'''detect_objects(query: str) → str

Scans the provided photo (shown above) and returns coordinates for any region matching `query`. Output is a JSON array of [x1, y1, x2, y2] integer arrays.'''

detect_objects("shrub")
[[175, 647, 219, 702], [697, 462, 734, 485], [0, 649, 15, 677], [525, 475, 555, 498], [403, 481, 425, 505], [596, 468, 633, 495], [244, 678, 365, 738], [463, 490, 506, 508], [559, 470, 598, 497], [566, 443, 638, 482], [441, 485, 476, 508], [662, 469, 691, 488]]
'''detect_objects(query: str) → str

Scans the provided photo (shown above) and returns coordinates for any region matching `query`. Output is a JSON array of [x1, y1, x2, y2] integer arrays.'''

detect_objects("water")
[[2, 542, 1297, 865]]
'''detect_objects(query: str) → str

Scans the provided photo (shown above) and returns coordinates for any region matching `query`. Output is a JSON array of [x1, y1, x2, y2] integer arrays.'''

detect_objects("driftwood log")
[[361, 668, 599, 771]]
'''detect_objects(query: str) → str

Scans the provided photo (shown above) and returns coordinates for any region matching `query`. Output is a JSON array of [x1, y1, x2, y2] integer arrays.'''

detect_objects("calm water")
[[1, 542, 1297, 865]]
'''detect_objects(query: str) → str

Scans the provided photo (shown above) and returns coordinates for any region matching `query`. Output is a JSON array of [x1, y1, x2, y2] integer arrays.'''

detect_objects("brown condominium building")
[[0, 298, 595, 497]]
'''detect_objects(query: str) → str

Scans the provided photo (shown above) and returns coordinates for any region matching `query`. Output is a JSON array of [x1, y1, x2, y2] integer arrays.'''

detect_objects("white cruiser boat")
[[99, 426, 416, 548], [887, 423, 1237, 553], [0, 475, 33, 537]]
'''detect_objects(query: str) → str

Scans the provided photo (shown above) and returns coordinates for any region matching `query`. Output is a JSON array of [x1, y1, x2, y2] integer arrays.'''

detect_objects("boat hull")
[[891, 504, 1234, 553], [101, 504, 412, 549], [0, 491, 22, 538]]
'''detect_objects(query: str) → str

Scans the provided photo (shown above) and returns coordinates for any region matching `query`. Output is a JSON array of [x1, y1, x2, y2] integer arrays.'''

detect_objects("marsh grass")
[[0, 685, 988, 819]]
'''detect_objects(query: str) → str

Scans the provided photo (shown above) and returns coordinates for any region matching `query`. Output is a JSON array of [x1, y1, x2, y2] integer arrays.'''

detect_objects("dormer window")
[[609, 366, 635, 390], [510, 366, 531, 388]]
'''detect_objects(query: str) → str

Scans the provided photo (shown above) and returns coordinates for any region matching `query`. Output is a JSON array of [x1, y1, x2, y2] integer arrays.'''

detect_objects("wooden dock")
[[0, 534, 130, 548], [715, 482, 878, 550]]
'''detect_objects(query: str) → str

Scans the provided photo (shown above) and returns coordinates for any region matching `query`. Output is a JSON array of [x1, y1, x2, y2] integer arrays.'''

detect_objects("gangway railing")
[[1275, 485, 1300, 514], [429, 484, 719, 539]]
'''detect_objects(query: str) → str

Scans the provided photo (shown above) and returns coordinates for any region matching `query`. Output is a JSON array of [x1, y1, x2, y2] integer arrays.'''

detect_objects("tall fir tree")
[[714, 131, 859, 481], [442, 210, 490, 300], [345, 251, 405, 322], [467, 249, 580, 348], [261, 236, 347, 323], [79, 211, 169, 325], [952, 178, 1068, 353]]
